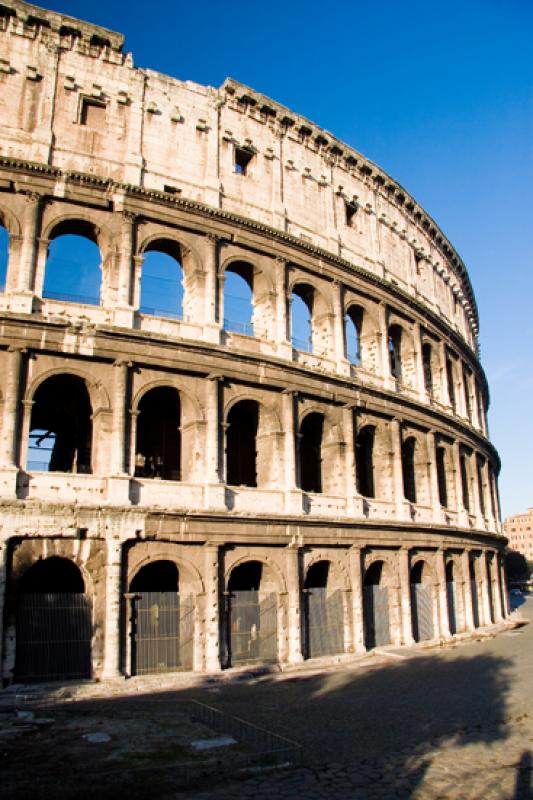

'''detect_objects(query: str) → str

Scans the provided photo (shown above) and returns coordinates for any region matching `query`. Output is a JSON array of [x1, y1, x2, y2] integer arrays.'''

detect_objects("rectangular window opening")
[[345, 201, 358, 227], [234, 146, 254, 176], [80, 98, 106, 128]]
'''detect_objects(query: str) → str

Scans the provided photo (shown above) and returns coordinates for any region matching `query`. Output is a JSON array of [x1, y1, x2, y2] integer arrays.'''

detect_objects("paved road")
[[172, 601, 533, 799]]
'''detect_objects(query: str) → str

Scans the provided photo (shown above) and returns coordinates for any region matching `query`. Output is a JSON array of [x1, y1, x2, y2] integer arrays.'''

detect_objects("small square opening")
[[234, 147, 254, 176], [345, 201, 358, 227], [80, 98, 106, 128]]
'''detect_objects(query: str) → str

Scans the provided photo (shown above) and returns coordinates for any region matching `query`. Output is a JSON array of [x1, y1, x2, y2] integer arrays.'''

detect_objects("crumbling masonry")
[[0, 0, 508, 683]]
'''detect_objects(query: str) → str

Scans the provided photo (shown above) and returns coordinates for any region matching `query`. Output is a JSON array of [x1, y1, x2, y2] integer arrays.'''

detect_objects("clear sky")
[[39, 0, 532, 518]]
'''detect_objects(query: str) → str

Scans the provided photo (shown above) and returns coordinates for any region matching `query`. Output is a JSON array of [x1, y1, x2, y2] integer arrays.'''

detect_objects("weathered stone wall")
[[0, 1, 507, 684]]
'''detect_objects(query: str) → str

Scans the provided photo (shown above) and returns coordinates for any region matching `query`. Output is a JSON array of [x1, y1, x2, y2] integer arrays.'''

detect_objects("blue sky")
[[40, 0, 532, 517]]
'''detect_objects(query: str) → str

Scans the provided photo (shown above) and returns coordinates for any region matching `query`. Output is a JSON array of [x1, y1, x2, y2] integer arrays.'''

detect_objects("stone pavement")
[[169, 605, 533, 799]]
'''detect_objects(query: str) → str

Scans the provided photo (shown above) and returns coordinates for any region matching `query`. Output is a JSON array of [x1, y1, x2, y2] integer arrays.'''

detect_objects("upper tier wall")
[[0, 0, 478, 349]]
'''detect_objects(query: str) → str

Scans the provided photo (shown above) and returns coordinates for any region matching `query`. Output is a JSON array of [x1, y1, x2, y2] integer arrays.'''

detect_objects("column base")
[[204, 483, 227, 511], [8, 291, 34, 314], [107, 475, 131, 505], [284, 490, 303, 515], [0, 466, 18, 498]]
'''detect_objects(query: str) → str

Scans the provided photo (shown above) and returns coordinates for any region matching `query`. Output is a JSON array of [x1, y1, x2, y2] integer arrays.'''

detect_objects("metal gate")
[[305, 588, 344, 658], [228, 591, 277, 665], [446, 580, 457, 634], [411, 584, 434, 642], [363, 585, 391, 649], [487, 577, 495, 624], [131, 592, 193, 675], [471, 579, 480, 627], [15, 593, 92, 682]]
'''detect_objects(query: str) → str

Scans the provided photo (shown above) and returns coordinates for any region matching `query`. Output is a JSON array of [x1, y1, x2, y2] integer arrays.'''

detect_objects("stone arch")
[[15, 556, 92, 682], [303, 557, 346, 658], [41, 217, 104, 306], [224, 393, 282, 488], [387, 316, 417, 389], [137, 236, 186, 319], [224, 554, 287, 594], [27, 373, 95, 474], [128, 551, 204, 595], [289, 273, 334, 356], [410, 557, 435, 642], [26, 367, 111, 416], [344, 298, 380, 371], [221, 255, 276, 339], [304, 553, 351, 590], [0, 202, 22, 236], [132, 379, 202, 423], [298, 405, 345, 495], [445, 557, 460, 634]]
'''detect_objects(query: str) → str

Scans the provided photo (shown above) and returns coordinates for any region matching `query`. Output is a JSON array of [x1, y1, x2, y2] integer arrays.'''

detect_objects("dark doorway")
[[129, 560, 193, 675], [402, 437, 417, 503], [135, 387, 181, 480], [304, 561, 344, 658], [226, 400, 258, 487], [410, 561, 434, 642], [227, 561, 277, 665], [446, 561, 458, 634], [15, 557, 91, 682], [470, 559, 480, 627], [299, 413, 323, 493], [363, 561, 391, 649], [356, 425, 375, 498], [28, 375, 92, 473]]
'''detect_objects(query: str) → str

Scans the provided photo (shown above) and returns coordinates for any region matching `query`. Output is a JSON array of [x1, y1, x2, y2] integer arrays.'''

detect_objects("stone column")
[[204, 376, 225, 509], [348, 545, 366, 652], [285, 545, 303, 663], [490, 551, 503, 621], [203, 235, 220, 342], [391, 419, 407, 519], [0, 347, 24, 497], [342, 406, 359, 515], [204, 543, 222, 671], [282, 390, 301, 513], [435, 550, 450, 639], [101, 537, 124, 679], [399, 548, 414, 645], [114, 212, 135, 327], [499, 554, 510, 617], [461, 550, 475, 630], [426, 430, 442, 523], [108, 361, 131, 504], [333, 281, 349, 375], [413, 322, 426, 401], [274, 258, 292, 359], [453, 441, 470, 527], [378, 302, 390, 388], [471, 452, 485, 530], [15, 193, 42, 307], [479, 552, 493, 626]]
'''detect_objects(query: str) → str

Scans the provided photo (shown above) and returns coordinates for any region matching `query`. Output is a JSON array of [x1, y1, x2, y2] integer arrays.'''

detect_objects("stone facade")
[[0, 1, 508, 684]]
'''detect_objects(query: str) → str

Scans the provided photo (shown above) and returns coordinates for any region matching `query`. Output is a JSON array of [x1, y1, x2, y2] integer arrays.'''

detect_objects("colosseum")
[[0, 0, 508, 684]]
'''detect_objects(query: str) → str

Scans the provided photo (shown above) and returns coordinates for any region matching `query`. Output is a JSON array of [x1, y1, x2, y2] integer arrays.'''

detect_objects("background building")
[[0, 0, 508, 684], [503, 509, 533, 563]]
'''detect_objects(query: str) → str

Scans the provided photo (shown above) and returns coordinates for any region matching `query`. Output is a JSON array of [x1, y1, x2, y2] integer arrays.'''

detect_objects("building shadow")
[[514, 750, 533, 799]]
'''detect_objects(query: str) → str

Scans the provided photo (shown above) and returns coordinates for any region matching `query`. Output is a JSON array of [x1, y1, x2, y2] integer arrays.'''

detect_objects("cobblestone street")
[[172, 600, 533, 799]]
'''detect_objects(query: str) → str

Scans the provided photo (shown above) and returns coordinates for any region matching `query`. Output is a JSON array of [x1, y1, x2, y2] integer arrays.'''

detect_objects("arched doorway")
[[410, 561, 434, 642], [135, 387, 181, 480], [129, 560, 193, 675], [226, 561, 277, 666], [304, 561, 344, 659], [470, 558, 480, 627], [363, 561, 391, 649], [446, 561, 458, 635], [15, 557, 91, 682]]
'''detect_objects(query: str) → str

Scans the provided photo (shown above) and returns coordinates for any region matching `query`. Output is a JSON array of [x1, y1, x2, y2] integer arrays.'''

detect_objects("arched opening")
[[135, 387, 181, 480], [356, 425, 375, 498], [446, 355, 456, 411], [388, 324, 402, 382], [291, 285, 313, 352], [15, 557, 91, 682], [129, 560, 193, 675], [226, 400, 258, 487], [304, 561, 344, 658], [0, 223, 8, 291], [299, 412, 323, 493], [436, 446, 448, 507], [140, 240, 184, 319], [477, 455, 486, 517], [469, 558, 480, 627], [224, 262, 254, 336], [402, 436, 417, 503], [28, 375, 92, 473], [445, 561, 457, 634], [460, 451, 470, 511], [486, 554, 495, 623], [422, 343, 433, 396], [363, 561, 391, 649], [463, 365, 473, 422], [43, 224, 101, 305], [227, 560, 278, 665], [410, 560, 434, 642], [345, 305, 363, 365]]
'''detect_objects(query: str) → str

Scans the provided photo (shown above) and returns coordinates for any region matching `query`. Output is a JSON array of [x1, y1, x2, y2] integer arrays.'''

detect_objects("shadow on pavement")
[[514, 750, 532, 799], [1, 650, 514, 799]]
